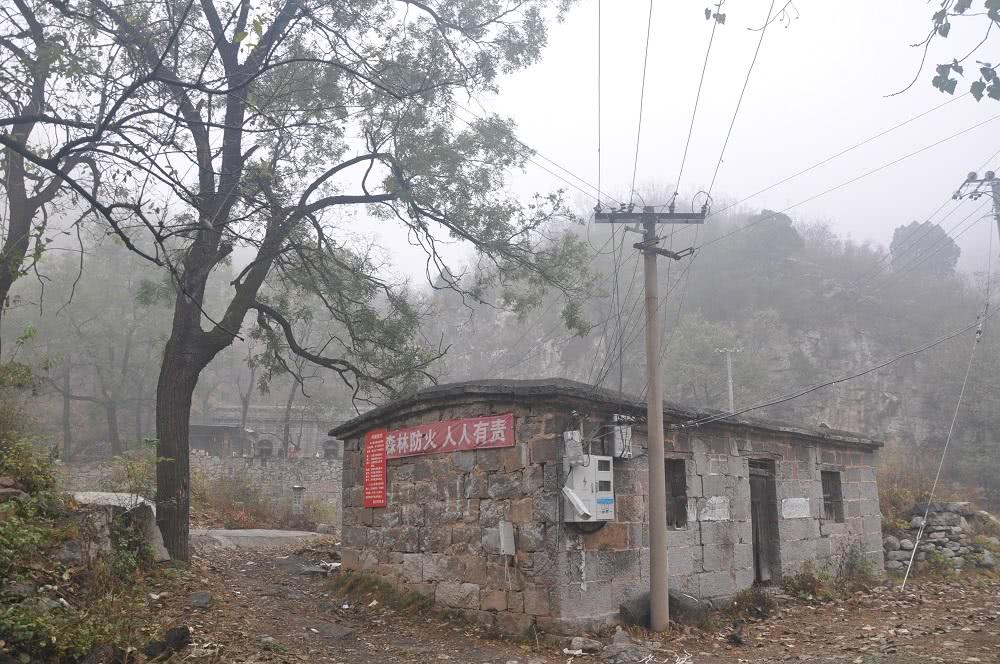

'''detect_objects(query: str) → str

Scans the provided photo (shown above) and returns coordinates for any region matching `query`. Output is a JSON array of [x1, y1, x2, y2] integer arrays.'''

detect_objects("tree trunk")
[[155, 338, 203, 562], [239, 364, 256, 455], [61, 365, 72, 460], [282, 380, 297, 457], [134, 380, 144, 441], [106, 401, 122, 456]]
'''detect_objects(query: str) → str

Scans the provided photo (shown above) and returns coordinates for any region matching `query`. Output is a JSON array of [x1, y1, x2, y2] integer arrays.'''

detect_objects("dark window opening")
[[597, 459, 611, 472], [598, 480, 612, 492], [665, 459, 688, 529], [323, 439, 340, 459], [257, 439, 273, 459], [821, 471, 844, 523]]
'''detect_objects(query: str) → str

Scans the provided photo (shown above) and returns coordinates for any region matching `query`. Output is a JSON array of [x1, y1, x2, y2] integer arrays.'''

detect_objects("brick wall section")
[[60, 455, 343, 530]]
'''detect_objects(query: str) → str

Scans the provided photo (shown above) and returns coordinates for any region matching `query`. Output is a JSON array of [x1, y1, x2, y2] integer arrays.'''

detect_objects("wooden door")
[[749, 461, 776, 584]]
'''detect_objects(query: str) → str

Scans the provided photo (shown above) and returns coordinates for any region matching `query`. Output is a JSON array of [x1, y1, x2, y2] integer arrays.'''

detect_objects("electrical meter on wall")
[[562, 454, 615, 522]]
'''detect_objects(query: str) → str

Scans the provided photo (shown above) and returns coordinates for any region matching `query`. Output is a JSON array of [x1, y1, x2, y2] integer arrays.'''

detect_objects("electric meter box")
[[562, 455, 615, 522]]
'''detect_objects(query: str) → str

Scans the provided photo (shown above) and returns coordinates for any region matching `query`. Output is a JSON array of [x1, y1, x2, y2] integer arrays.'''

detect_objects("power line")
[[672, 5, 723, 202], [697, 111, 1000, 251], [901, 242, 992, 590], [453, 103, 622, 207], [629, 0, 655, 201], [865, 204, 991, 293], [706, 94, 967, 220], [673, 298, 999, 429], [597, 0, 603, 207], [707, 0, 778, 196], [849, 146, 1000, 289], [847, 197, 962, 289]]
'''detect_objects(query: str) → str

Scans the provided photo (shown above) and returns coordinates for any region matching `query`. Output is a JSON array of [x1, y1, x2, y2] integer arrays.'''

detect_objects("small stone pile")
[[883, 502, 998, 572]]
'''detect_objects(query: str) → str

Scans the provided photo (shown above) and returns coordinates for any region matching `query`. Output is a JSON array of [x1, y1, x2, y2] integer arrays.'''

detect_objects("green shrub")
[[0, 590, 149, 661], [0, 514, 50, 579], [835, 542, 877, 591], [922, 549, 954, 576], [101, 442, 157, 498], [783, 561, 831, 599], [0, 433, 55, 494]]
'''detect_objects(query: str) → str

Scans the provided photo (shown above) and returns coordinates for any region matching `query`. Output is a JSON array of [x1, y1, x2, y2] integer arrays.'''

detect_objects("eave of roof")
[[330, 378, 883, 448]]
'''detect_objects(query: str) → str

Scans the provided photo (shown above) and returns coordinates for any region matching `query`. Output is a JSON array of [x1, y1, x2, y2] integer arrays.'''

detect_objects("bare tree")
[[0, 0, 112, 342]]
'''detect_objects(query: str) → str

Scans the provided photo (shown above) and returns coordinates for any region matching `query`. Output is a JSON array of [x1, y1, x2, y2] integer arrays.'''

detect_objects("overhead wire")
[[672, 297, 999, 429], [900, 222, 993, 590], [628, 0, 655, 202], [452, 102, 623, 207], [696, 111, 1000, 251], [671, 4, 723, 205], [865, 203, 991, 293], [706, 94, 968, 220], [849, 146, 1000, 289], [707, 0, 778, 196]]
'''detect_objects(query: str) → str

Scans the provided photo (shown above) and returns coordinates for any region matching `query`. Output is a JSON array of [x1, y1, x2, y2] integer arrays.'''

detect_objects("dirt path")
[[149, 539, 1000, 664]]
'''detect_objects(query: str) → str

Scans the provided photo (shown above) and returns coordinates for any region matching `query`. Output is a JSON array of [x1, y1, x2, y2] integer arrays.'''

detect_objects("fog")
[[2, 0, 999, 525], [382, 0, 1000, 276]]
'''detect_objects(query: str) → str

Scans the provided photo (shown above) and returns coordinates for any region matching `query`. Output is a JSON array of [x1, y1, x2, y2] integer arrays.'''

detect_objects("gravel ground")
[[146, 539, 1000, 664]]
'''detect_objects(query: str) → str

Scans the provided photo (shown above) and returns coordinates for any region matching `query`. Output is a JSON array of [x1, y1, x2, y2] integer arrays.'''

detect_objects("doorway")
[[748, 459, 779, 585]]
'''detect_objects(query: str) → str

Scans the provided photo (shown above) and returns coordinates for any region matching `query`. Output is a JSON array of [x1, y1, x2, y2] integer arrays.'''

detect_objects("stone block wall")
[[339, 391, 884, 634], [341, 400, 627, 635], [631, 427, 885, 603], [60, 454, 342, 530]]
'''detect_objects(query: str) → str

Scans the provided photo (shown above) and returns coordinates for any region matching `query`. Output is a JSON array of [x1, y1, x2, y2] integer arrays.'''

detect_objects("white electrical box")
[[562, 455, 615, 522]]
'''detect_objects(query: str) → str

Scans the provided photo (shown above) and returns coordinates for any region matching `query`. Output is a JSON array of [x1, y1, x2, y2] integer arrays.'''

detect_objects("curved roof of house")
[[330, 377, 882, 448]]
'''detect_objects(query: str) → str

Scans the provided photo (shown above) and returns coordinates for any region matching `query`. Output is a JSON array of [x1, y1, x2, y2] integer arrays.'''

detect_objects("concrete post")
[[643, 218, 670, 630]]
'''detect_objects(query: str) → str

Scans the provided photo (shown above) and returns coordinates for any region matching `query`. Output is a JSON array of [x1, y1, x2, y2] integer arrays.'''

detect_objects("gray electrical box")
[[563, 430, 585, 466], [562, 455, 615, 522], [612, 423, 633, 459]]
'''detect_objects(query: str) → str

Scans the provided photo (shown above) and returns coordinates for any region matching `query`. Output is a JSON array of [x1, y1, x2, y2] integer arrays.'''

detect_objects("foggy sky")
[[374, 1, 999, 281]]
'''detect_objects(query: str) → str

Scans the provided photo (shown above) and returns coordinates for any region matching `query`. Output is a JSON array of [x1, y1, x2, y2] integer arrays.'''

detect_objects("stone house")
[[332, 378, 884, 635]]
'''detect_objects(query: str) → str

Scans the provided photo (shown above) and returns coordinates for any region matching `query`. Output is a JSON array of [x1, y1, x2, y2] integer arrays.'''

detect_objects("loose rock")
[[569, 636, 604, 653], [189, 591, 213, 608]]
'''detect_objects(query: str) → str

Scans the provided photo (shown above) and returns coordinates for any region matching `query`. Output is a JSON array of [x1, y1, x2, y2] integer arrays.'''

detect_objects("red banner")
[[385, 413, 514, 459], [363, 428, 387, 508]]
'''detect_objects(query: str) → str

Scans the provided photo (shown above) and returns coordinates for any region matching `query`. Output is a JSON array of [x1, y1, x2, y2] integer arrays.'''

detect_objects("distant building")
[[332, 378, 884, 635], [188, 424, 249, 457], [195, 404, 341, 458]]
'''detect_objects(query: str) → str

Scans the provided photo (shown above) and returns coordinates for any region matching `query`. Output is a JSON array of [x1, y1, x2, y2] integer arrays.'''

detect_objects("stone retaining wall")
[[60, 454, 342, 530], [883, 502, 997, 572]]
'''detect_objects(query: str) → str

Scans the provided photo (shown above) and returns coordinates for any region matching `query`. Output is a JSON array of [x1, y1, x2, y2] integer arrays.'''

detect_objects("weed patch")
[[328, 570, 433, 613]]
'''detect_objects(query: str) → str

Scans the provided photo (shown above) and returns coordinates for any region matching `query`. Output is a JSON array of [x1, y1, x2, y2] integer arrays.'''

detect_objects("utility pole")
[[715, 347, 742, 413], [955, 169, 1000, 243], [596, 204, 705, 631]]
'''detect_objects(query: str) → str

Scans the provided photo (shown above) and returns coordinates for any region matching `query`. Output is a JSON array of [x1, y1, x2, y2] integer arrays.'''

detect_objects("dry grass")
[[327, 570, 434, 612]]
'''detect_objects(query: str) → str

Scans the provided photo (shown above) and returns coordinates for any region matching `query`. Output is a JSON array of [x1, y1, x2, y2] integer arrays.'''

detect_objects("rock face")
[[73, 492, 170, 562], [884, 504, 998, 572]]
